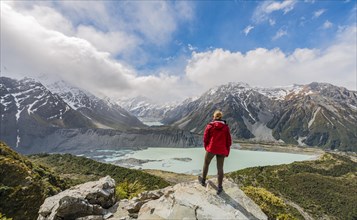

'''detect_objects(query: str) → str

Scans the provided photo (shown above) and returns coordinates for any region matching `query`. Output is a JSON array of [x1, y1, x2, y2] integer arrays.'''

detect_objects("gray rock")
[[37, 175, 267, 220], [137, 179, 268, 220], [38, 176, 116, 220], [76, 215, 104, 220]]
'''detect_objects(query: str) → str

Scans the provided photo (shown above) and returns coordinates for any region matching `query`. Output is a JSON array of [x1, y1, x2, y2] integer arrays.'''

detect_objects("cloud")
[[243, 25, 254, 36], [0, 2, 196, 103], [186, 25, 357, 91], [253, 0, 296, 23], [313, 9, 326, 18], [188, 44, 198, 51], [5, 1, 194, 65], [322, 20, 333, 29], [272, 28, 288, 40], [76, 25, 141, 56], [269, 19, 276, 26], [1, 1, 356, 106]]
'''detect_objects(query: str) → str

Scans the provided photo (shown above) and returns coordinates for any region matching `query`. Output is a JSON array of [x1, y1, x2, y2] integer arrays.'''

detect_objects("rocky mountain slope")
[[47, 80, 144, 130], [0, 77, 94, 151], [25, 126, 200, 154], [1, 77, 200, 154], [162, 82, 357, 151]]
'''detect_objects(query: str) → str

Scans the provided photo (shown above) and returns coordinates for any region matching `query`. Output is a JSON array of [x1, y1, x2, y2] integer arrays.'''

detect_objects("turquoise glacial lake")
[[89, 147, 317, 175]]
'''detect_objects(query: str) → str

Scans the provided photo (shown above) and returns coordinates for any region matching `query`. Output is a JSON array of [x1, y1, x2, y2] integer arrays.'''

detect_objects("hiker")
[[199, 110, 232, 194]]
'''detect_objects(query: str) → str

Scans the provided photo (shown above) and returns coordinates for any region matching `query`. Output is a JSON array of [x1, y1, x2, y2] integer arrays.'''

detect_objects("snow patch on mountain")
[[308, 107, 321, 129], [256, 84, 304, 100], [117, 96, 178, 124], [46, 80, 95, 110], [297, 136, 307, 146]]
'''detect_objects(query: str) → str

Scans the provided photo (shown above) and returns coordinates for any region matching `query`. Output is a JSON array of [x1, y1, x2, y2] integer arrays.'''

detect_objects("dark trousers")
[[202, 151, 225, 187]]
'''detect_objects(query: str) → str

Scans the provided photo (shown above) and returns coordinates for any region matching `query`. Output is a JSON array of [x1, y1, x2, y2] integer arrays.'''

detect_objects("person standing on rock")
[[199, 110, 232, 194]]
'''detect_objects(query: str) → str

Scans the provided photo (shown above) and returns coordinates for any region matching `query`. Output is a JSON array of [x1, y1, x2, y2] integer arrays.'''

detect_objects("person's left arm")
[[203, 124, 211, 148]]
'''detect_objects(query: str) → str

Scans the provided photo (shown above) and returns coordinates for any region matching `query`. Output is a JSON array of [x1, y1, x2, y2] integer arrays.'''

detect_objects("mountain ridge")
[[1, 77, 356, 152], [0, 77, 200, 154], [158, 82, 357, 151]]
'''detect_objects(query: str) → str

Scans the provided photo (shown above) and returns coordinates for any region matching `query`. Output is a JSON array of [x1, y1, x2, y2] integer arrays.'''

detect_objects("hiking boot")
[[217, 186, 223, 195], [198, 176, 206, 186]]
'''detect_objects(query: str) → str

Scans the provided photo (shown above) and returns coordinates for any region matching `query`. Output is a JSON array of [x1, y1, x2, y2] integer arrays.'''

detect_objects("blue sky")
[[1, 1, 356, 102], [121, 0, 355, 73]]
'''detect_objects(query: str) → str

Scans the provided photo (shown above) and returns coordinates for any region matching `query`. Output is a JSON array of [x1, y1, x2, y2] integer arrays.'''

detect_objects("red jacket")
[[203, 120, 232, 157]]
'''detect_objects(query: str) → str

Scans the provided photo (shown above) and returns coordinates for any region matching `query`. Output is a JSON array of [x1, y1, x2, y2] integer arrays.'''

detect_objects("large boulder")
[[38, 176, 116, 220]]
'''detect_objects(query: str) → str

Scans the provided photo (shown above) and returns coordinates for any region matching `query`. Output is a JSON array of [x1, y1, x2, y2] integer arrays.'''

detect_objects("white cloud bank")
[[1, 2, 356, 105], [186, 25, 356, 92], [1, 2, 198, 102]]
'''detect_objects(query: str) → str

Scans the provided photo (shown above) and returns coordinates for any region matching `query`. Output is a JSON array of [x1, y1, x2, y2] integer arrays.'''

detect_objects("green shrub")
[[242, 186, 299, 220], [0, 212, 12, 220], [115, 180, 146, 200]]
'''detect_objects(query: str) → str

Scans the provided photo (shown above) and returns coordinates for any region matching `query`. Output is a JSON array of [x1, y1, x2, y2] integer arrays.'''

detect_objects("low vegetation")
[[0, 142, 67, 220], [227, 153, 357, 220], [0, 141, 170, 220], [115, 180, 147, 200], [29, 153, 170, 192], [2, 138, 356, 220], [242, 186, 301, 220], [0, 212, 12, 220]]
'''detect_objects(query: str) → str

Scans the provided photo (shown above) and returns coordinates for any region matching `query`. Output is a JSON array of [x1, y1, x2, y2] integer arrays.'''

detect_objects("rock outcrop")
[[115, 179, 267, 220], [38, 176, 116, 220], [38, 176, 267, 220]]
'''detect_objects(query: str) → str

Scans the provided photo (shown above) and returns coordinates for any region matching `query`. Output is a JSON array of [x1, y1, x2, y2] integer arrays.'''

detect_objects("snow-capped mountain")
[[162, 82, 357, 151], [117, 96, 177, 123], [2, 77, 356, 152], [46, 80, 144, 130], [0, 77, 147, 152], [0, 77, 94, 150]]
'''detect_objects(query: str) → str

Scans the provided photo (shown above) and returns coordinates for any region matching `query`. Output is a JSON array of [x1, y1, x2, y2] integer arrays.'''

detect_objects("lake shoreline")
[[232, 142, 325, 157]]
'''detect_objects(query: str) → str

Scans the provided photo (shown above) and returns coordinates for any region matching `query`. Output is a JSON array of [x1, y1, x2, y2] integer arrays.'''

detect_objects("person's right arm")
[[226, 127, 232, 155]]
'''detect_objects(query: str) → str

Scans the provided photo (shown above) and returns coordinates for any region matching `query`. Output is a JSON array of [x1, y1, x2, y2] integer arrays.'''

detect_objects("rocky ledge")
[[38, 176, 267, 220]]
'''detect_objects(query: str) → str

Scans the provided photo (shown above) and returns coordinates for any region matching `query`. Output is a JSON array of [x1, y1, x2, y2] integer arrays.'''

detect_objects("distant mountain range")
[[0, 77, 200, 153], [118, 82, 357, 151], [158, 82, 357, 151], [117, 96, 176, 122], [1, 77, 356, 152]]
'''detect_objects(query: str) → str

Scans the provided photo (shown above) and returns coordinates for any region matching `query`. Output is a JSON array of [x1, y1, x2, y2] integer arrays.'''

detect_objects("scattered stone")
[[114, 158, 161, 168], [76, 215, 104, 220], [172, 157, 192, 162]]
